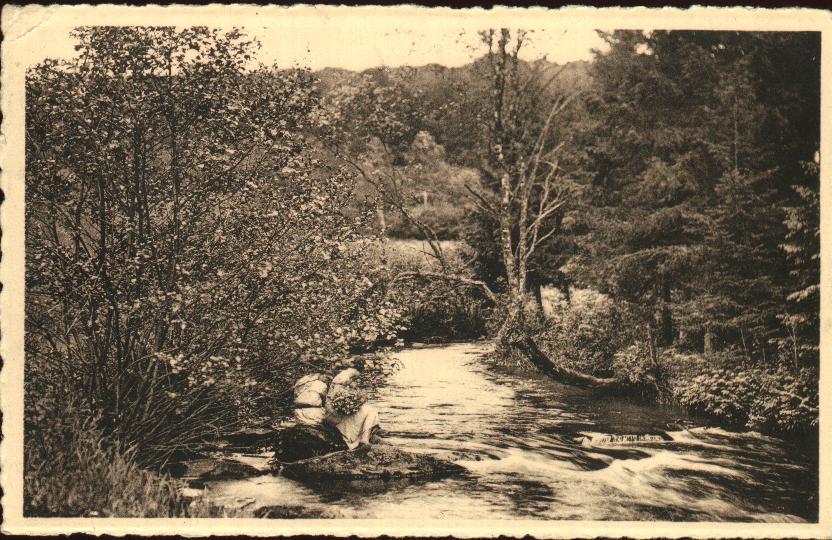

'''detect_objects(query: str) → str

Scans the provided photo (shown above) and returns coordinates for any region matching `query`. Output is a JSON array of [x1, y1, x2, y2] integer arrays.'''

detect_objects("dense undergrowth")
[[22, 238, 480, 518], [520, 288, 819, 437], [381, 239, 492, 343]]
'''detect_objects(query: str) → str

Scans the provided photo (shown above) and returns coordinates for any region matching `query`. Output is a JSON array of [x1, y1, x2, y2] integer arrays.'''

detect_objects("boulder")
[[279, 444, 466, 482], [331, 367, 359, 386], [223, 427, 274, 452], [254, 504, 339, 519], [176, 458, 262, 488], [274, 424, 347, 464]]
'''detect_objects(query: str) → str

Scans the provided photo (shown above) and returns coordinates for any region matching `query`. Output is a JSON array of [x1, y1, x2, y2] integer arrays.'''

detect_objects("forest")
[[24, 27, 819, 517]]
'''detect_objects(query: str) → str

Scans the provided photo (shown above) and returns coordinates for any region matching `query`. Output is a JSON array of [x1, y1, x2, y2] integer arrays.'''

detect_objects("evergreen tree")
[[572, 30, 820, 362]]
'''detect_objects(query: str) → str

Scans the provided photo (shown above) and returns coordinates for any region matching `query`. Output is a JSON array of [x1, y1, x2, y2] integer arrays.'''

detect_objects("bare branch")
[[526, 223, 559, 260], [464, 183, 498, 217], [391, 271, 498, 306]]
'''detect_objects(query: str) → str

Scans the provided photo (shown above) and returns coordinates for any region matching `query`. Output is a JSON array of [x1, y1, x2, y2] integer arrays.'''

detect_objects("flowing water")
[[202, 342, 818, 521]]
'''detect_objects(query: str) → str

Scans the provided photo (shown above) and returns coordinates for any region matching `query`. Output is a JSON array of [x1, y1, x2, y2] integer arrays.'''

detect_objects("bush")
[[538, 290, 631, 376], [611, 341, 673, 401], [386, 203, 470, 240], [25, 27, 401, 466], [383, 240, 491, 341], [397, 285, 490, 342], [673, 365, 819, 434]]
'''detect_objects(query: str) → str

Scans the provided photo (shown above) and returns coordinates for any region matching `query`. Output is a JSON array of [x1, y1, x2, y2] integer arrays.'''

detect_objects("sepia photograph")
[[0, 4, 829, 538]]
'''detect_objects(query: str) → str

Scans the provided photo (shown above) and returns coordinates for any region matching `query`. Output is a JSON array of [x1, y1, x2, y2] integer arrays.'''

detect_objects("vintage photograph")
[[0, 4, 828, 537]]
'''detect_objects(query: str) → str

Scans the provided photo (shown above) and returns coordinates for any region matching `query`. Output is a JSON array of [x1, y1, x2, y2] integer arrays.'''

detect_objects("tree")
[[571, 30, 820, 365], [469, 29, 581, 342], [320, 66, 500, 306], [25, 26, 398, 463], [778, 161, 820, 368]]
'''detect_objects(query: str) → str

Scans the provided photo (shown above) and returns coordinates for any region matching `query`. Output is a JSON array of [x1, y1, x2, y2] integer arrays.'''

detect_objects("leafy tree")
[[320, 65, 499, 308], [25, 26, 398, 463]]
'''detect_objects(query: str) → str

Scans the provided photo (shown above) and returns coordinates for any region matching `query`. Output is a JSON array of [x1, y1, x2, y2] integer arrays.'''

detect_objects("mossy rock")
[[279, 444, 466, 482], [254, 504, 339, 518], [177, 458, 262, 488]]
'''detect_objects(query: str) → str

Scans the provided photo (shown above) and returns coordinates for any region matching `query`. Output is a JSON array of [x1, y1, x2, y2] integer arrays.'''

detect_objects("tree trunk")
[[740, 327, 751, 362], [377, 207, 387, 233], [656, 277, 674, 347], [496, 293, 523, 344], [704, 330, 717, 354], [510, 334, 622, 389], [532, 283, 544, 314]]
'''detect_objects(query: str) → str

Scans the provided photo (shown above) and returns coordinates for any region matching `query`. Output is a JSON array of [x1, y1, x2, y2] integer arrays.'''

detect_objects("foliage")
[[537, 291, 627, 376], [569, 30, 820, 365], [400, 286, 490, 342], [457, 29, 584, 341], [24, 397, 189, 517], [381, 240, 492, 341], [25, 26, 399, 466], [386, 202, 473, 240], [673, 365, 819, 434], [776, 161, 820, 368], [611, 342, 673, 402]]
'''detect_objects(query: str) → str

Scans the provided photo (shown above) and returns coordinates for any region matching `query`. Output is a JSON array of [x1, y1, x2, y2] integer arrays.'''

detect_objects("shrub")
[[25, 27, 400, 466], [383, 240, 491, 341], [397, 285, 490, 341], [749, 367, 819, 433], [386, 203, 470, 240], [673, 365, 819, 434], [537, 290, 631, 376], [611, 341, 673, 401]]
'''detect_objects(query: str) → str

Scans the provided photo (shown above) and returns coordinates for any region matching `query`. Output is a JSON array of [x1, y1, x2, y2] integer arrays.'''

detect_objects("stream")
[[201, 342, 818, 521]]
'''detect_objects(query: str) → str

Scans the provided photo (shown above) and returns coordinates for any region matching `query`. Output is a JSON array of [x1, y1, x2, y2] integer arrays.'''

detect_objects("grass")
[[24, 397, 252, 518]]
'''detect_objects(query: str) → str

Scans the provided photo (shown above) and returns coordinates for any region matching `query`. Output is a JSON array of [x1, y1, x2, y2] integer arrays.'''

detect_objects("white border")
[[1, 5, 830, 537]]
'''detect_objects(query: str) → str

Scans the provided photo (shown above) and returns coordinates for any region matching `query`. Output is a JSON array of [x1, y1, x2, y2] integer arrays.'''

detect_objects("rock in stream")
[[278, 443, 467, 482]]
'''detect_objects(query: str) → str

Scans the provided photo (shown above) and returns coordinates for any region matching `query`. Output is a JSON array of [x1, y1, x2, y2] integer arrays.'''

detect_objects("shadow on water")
[[202, 341, 818, 521]]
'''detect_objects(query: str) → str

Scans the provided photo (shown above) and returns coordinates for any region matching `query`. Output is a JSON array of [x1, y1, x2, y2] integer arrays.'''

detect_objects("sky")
[[24, 11, 609, 71], [255, 26, 608, 70]]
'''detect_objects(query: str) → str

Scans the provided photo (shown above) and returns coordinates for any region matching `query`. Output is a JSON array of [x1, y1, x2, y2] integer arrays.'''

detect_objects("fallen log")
[[510, 334, 623, 390]]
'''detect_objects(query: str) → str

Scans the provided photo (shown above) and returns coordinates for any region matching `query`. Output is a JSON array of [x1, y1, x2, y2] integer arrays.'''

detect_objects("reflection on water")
[[204, 342, 818, 521]]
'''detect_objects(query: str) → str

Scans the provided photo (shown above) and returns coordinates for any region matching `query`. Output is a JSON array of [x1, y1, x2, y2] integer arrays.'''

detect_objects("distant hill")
[[309, 58, 593, 241], [313, 58, 592, 97]]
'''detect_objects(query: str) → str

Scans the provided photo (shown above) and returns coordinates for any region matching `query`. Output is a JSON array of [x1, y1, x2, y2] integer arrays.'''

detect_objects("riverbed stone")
[[254, 504, 339, 519], [177, 458, 262, 488], [223, 426, 274, 452], [274, 424, 347, 463], [278, 444, 467, 482]]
